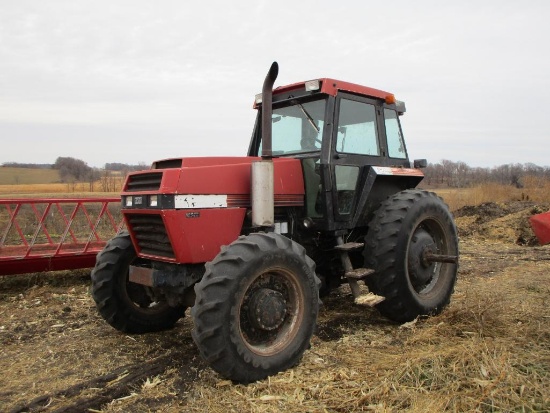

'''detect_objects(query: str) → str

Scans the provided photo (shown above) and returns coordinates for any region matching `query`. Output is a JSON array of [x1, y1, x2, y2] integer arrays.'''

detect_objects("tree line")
[[52, 157, 146, 191], [4, 158, 550, 190], [422, 160, 550, 188], [2, 162, 53, 169], [2, 160, 144, 174]]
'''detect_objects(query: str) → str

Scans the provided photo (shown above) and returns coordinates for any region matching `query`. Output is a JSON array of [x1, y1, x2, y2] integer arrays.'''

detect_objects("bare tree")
[[54, 157, 92, 182]]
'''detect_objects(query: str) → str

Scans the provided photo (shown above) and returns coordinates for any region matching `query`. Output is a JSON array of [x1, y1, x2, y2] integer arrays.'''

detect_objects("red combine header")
[[0, 198, 123, 275]]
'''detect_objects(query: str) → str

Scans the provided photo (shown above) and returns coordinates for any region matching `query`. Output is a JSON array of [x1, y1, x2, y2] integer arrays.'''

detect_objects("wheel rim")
[[407, 218, 451, 295], [239, 267, 304, 356]]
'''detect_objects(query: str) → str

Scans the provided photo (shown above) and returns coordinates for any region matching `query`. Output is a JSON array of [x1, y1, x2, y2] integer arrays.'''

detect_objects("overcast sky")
[[1, 1, 548, 168]]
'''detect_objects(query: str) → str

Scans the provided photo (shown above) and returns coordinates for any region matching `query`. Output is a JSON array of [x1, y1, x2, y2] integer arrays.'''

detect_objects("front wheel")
[[91, 232, 186, 333], [191, 232, 319, 383], [364, 190, 459, 322]]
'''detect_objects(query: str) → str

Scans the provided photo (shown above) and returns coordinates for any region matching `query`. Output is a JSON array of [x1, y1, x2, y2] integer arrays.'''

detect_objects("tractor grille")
[[126, 172, 163, 192], [127, 214, 175, 259]]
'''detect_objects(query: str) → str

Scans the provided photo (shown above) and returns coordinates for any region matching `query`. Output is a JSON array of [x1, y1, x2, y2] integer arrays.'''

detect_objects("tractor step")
[[334, 242, 364, 252], [345, 267, 375, 279], [354, 292, 385, 307]]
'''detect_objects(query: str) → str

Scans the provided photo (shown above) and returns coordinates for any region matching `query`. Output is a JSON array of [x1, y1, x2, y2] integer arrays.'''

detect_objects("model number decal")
[[175, 195, 228, 209], [186, 212, 200, 218]]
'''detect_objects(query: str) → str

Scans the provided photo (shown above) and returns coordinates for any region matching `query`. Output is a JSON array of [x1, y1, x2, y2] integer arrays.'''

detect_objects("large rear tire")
[[364, 190, 458, 322], [91, 232, 186, 333], [191, 232, 319, 383]]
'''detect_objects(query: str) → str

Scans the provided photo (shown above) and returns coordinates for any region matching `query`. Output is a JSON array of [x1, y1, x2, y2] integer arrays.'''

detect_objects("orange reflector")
[[385, 94, 396, 104]]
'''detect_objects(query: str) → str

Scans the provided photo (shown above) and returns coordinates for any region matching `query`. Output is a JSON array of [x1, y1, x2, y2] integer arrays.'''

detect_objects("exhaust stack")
[[260, 62, 279, 159], [252, 62, 278, 227]]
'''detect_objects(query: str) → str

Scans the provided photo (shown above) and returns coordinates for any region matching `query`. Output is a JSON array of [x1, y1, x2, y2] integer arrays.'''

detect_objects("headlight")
[[149, 195, 158, 207], [305, 79, 320, 92], [125, 196, 133, 207]]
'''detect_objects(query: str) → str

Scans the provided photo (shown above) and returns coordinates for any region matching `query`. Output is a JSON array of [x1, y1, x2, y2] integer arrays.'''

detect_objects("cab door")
[[331, 94, 385, 222]]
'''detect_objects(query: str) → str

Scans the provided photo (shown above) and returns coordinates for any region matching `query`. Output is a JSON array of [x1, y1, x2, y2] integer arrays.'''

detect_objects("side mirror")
[[413, 159, 427, 168]]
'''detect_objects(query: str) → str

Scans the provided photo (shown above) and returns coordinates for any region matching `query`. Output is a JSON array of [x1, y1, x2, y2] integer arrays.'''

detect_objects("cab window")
[[258, 99, 326, 155], [384, 109, 407, 159], [336, 99, 380, 156], [335, 165, 359, 214]]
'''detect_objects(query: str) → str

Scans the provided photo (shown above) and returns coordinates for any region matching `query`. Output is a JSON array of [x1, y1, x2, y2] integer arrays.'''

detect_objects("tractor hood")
[[120, 156, 305, 263], [122, 156, 304, 200]]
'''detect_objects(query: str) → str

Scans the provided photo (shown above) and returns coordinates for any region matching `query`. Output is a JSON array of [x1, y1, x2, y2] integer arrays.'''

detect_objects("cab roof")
[[273, 78, 395, 103]]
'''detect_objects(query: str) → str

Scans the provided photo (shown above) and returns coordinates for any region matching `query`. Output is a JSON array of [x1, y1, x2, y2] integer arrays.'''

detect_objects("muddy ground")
[[1, 201, 549, 412]]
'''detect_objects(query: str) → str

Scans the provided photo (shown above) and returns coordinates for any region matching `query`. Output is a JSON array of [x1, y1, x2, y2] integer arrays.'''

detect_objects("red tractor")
[[91, 63, 458, 383]]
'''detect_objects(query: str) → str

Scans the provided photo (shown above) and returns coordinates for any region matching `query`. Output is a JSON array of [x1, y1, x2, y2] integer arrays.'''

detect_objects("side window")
[[336, 99, 380, 156], [335, 165, 359, 215], [302, 158, 322, 217], [384, 109, 407, 159]]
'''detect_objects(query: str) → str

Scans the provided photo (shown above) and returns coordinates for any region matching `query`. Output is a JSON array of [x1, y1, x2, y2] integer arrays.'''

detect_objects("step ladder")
[[335, 235, 385, 307]]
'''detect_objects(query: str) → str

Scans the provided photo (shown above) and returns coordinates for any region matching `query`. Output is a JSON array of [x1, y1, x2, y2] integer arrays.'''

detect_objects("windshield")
[[259, 98, 326, 156]]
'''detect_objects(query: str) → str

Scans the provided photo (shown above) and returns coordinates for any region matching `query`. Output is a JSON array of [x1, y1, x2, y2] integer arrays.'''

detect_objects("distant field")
[[0, 167, 60, 185], [431, 180, 550, 211], [0, 167, 124, 196]]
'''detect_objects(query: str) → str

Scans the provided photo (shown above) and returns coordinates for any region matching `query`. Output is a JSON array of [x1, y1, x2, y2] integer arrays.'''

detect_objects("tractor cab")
[[248, 78, 424, 232]]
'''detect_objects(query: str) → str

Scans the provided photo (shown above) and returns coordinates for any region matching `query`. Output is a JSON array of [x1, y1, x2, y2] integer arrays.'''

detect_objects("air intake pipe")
[[251, 62, 278, 227]]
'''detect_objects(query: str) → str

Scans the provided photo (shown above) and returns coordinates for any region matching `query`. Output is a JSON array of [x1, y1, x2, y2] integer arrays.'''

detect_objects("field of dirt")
[[1, 201, 549, 412]]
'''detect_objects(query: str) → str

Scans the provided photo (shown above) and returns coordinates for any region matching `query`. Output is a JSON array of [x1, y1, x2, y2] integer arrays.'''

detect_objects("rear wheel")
[[364, 190, 458, 322], [91, 232, 186, 333], [191, 232, 319, 383]]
